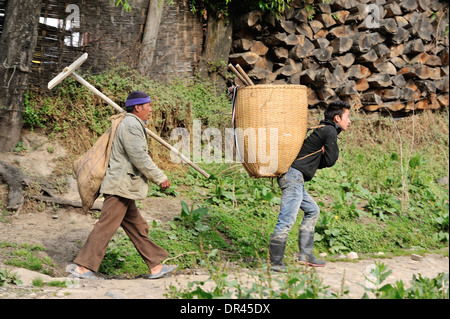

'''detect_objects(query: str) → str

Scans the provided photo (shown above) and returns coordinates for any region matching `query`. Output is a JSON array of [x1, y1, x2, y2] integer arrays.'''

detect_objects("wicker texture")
[[235, 84, 308, 178]]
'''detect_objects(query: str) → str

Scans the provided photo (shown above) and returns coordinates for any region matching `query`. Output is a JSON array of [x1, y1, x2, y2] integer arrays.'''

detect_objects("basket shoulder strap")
[[296, 148, 322, 161], [294, 124, 326, 162], [307, 124, 325, 131]]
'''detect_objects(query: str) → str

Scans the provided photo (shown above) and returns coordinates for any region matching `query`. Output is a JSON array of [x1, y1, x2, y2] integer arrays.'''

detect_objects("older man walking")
[[71, 91, 177, 279]]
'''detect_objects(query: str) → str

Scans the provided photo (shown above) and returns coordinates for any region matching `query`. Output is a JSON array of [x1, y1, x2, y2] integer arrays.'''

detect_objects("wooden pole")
[[228, 63, 249, 86], [236, 64, 254, 85]]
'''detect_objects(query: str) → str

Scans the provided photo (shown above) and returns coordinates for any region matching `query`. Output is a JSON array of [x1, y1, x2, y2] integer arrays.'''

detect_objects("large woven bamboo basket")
[[234, 84, 308, 178]]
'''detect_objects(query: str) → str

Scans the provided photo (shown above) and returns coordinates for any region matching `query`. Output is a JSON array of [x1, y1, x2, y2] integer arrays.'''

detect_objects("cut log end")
[[228, 5, 448, 113]]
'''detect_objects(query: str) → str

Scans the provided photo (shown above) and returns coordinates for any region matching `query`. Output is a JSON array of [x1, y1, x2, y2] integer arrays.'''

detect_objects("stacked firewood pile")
[[229, 0, 449, 112]]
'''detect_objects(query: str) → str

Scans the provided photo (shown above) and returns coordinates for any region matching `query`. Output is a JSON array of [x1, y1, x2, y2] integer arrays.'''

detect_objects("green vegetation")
[[31, 277, 67, 288], [362, 262, 449, 299], [166, 249, 347, 299], [12, 66, 450, 297], [0, 268, 22, 286], [113, 0, 294, 18], [166, 257, 448, 299], [190, 0, 292, 17], [0, 242, 57, 276]]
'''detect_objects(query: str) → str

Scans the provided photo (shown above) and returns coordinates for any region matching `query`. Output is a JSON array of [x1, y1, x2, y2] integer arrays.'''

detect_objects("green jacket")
[[100, 113, 167, 199]]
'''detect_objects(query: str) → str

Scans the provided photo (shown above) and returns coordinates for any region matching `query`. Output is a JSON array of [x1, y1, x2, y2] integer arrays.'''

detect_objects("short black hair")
[[324, 100, 350, 121]]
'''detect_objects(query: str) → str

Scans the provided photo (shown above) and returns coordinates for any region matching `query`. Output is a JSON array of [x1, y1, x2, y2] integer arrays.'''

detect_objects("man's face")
[[134, 103, 152, 123], [335, 108, 351, 131]]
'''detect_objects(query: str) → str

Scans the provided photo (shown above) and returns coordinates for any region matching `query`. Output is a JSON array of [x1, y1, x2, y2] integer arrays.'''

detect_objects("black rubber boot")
[[298, 229, 326, 267], [269, 234, 287, 272]]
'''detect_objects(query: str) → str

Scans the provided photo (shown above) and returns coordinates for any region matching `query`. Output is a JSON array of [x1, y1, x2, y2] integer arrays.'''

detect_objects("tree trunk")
[[198, 14, 233, 90], [138, 0, 164, 75], [0, 0, 41, 152]]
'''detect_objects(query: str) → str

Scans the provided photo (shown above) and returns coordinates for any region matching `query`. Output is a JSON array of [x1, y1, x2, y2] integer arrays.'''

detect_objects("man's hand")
[[321, 146, 325, 154], [160, 178, 170, 189]]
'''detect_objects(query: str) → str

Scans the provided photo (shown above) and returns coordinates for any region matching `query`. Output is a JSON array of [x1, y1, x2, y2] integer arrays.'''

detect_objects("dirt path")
[[1, 252, 448, 299]]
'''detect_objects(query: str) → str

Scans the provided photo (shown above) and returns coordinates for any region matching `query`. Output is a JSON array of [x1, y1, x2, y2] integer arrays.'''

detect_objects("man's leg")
[[120, 200, 169, 272], [270, 168, 304, 270], [74, 195, 127, 272], [298, 190, 325, 267]]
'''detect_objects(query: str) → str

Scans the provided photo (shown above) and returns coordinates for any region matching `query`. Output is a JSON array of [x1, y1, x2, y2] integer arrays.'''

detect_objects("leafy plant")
[[246, 180, 280, 205], [190, 0, 292, 18], [110, 0, 132, 12], [99, 232, 149, 276], [147, 183, 179, 197], [23, 92, 46, 128], [432, 199, 449, 242], [332, 186, 366, 219], [405, 153, 430, 189], [174, 200, 210, 235], [13, 141, 27, 153], [206, 177, 234, 205], [363, 262, 449, 299], [314, 209, 347, 254], [0, 268, 22, 286], [405, 273, 449, 299], [366, 190, 402, 221]]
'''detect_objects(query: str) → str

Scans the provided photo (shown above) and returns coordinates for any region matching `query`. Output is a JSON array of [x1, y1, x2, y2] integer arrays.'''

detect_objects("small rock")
[[55, 291, 65, 298], [411, 254, 423, 261], [436, 176, 448, 185], [347, 252, 359, 260], [319, 252, 328, 258], [105, 291, 128, 299], [377, 252, 385, 256]]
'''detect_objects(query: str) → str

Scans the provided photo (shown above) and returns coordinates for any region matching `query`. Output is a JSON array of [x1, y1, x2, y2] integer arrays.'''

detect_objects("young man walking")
[[270, 100, 351, 271], [71, 91, 177, 279]]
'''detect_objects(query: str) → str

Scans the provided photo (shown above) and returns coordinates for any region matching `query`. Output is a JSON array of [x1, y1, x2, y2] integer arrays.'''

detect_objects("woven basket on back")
[[234, 84, 308, 178]]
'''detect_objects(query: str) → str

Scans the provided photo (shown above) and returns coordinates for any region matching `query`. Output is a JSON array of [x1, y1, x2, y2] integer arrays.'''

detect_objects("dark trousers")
[[74, 194, 169, 272]]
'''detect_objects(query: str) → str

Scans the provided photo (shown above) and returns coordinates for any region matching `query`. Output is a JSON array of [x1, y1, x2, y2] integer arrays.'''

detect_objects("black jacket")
[[290, 119, 342, 181]]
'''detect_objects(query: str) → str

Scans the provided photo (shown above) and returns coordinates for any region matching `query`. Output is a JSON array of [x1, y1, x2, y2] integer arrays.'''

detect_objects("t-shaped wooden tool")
[[48, 53, 210, 179]]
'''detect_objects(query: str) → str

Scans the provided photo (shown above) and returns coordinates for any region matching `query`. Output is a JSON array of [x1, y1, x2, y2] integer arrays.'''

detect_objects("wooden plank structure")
[[21, 0, 203, 90], [29, 0, 149, 90], [229, 0, 449, 113]]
